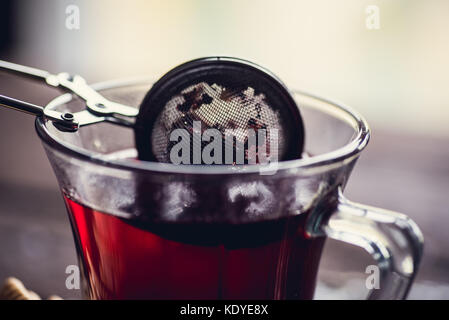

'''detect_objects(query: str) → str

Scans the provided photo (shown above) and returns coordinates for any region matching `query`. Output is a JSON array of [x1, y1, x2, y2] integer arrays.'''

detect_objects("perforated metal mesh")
[[151, 82, 285, 164], [135, 57, 304, 164]]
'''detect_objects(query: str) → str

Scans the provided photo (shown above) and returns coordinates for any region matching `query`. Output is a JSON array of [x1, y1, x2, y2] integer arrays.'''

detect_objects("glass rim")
[[35, 77, 370, 176]]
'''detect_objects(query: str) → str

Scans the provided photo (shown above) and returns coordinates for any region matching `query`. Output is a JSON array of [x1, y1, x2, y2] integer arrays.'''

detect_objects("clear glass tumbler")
[[35, 78, 423, 300]]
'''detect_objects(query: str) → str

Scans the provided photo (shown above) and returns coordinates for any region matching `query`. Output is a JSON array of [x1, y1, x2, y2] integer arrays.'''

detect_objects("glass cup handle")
[[319, 188, 424, 299]]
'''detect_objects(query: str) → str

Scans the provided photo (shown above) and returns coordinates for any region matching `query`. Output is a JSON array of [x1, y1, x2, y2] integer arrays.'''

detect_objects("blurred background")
[[0, 0, 448, 299]]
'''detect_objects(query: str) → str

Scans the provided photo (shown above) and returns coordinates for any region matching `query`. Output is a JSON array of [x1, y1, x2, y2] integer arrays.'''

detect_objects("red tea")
[[64, 195, 325, 300]]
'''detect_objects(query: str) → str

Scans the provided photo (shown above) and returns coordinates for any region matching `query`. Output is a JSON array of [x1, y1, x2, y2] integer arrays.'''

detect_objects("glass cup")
[[35, 78, 423, 300]]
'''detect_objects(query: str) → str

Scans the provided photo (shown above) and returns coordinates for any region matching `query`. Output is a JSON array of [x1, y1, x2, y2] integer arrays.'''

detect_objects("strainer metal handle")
[[0, 60, 138, 131]]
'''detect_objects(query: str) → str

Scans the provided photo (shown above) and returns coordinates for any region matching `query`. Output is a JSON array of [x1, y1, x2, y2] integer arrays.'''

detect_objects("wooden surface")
[[0, 126, 448, 299]]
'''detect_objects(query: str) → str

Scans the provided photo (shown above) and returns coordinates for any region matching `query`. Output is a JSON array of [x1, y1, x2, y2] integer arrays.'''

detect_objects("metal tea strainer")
[[0, 57, 304, 162]]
